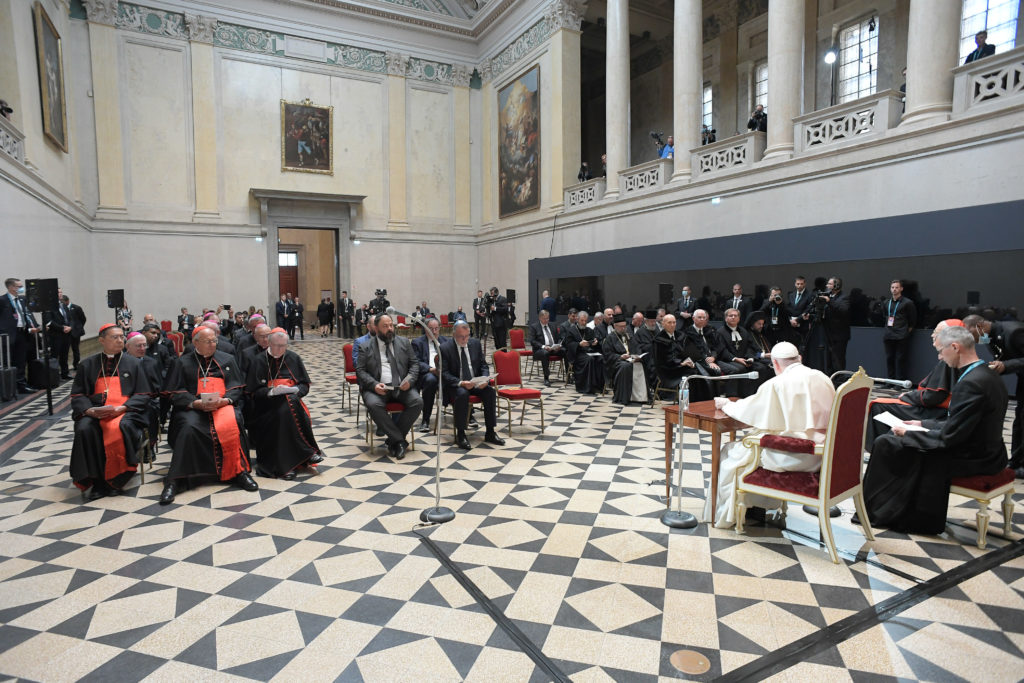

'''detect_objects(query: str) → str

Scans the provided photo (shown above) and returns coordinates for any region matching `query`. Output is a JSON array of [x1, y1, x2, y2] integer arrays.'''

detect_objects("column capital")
[[82, 0, 118, 26], [386, 51, 408, 77], [452, 63, 472, 88], [545, 0, 588, 32], [185, 13, 218, 44], [478, 62, 493, 85]]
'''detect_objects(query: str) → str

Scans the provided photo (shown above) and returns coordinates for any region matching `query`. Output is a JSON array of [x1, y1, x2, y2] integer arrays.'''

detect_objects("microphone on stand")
[[830, 370, 911, 390]]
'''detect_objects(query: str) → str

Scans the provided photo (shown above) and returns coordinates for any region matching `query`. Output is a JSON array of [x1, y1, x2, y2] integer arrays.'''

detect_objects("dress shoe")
[[803, 504, 842, 518], [484, 430, 505, 446], [455, 432, 472, 450], [159, 481, 177, 505], [234, 472, 259, 492], [308, 452, 324, 464], [282, 471, 296, 481], [418, 422, 432, 433], [543, 379, 552, 387], [744, 506, 766, 522], [1014, 466, 1024, 480], [850, 512, 862, 526], [375, 425, 386, 437], [17, 385, 38, 394], [392, 441, 407, 460], [87, 483, 108, 501]]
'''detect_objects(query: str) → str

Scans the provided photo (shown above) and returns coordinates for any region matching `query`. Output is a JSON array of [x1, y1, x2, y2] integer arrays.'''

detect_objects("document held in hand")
[[628, 353, 648, 363], [469, 373, 499, 388], [873, 412, 928, 431], [268, 385, 299, 396]]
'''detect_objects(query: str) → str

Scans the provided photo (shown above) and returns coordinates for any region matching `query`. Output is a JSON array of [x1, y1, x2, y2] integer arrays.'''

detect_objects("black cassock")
[[865, 359, 956, 450], [69, 353, 151, 490], [165, 350, 251, 482], [246, 349, 321, 477], [864, 361, 1008, 533], [602, 332, 644, 405], [564, 324, 604, 394]]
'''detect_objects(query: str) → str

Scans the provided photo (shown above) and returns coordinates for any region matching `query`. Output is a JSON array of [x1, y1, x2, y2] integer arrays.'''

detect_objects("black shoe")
[[455, 432, 472, 450], [744, 506, 766, 522], [418, 422, 432, 433], [803, 504, 842, 518], [308, 452, 324, 464], [392, 441, 407, 460], [375, 425, 386, 437], [159, 482, 177, 505], [543, 379, 552, 387], [1014, 466, 1024, 480], [87, 483, 108, 501], [484, 430, 505, 446], [234, 472, 259, 492], [850, 513, 862, 526], [17, 385, 37, 394], [282, 471, 296, 481]]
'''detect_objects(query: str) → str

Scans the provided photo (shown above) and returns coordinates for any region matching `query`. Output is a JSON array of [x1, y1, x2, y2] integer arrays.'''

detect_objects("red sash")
[[197, 376, 246, 480], [98, 376, 136, 481], [269, 378, 310, 418], [871, 397, 909, 406]]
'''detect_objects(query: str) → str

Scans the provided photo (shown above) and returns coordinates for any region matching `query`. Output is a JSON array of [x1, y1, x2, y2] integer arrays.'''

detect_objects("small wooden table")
[[663, 400, 748, 525]]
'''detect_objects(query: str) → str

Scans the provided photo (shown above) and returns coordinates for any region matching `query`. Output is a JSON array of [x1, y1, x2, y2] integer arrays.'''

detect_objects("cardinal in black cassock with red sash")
[[245, 331, 323, 479], [69, 324, 152, 499], [160, 327, 257, 505]]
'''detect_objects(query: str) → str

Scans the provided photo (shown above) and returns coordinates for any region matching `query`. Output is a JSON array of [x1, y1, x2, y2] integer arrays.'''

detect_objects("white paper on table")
[[873, 412, 928, 431]]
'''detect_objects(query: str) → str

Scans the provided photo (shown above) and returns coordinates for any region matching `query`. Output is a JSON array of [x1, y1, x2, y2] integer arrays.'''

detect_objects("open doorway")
[[278, 228, 339, 337]]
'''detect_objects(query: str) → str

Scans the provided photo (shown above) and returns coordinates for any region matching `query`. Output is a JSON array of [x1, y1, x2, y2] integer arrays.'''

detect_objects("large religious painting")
[[281, 99, 333, 174], [498, 65, 540, 218], [33, 2, 68, 152]]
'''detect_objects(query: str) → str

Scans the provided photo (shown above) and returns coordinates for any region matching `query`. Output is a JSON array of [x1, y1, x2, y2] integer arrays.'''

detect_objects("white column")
[[762, 0, 804, 162], [604, 0, 629, 199], [901, 0, 961, 128], [671, 0, 702, 182]]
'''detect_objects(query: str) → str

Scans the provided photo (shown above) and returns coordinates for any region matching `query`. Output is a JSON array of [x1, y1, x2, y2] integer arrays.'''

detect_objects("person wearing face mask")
[[1, 277, 42, 394], [862, 326, 1008, 533], [964, 313, 1024, 476], [246, 330, 323, 479], [69, 324, 152, 500], [160, 327, 257, 505]]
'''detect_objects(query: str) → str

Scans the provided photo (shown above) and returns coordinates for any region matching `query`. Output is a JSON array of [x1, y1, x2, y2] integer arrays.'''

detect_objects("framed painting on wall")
[[281, 98, 333, 174], [498, 65, 540, 218], [33, 2, 68, 152]]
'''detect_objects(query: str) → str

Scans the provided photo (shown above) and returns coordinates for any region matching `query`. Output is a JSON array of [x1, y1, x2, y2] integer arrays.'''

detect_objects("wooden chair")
[[342, 343, 359, 417], [493, 350, 544, 432], [949, 469, 1016, 549], [735, 368, 875, 564]]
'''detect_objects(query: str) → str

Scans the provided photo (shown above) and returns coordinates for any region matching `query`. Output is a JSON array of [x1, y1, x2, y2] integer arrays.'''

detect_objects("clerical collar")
[[104, 352, 118, 359]]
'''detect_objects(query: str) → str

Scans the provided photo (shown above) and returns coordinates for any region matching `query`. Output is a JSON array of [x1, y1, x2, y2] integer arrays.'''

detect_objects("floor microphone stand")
[[662, 376, 698, 529]]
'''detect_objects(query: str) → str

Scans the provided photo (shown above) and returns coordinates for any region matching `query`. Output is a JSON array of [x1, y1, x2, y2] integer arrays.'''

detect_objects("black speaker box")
[[107, 289, 125, 309], [967, 291, 980, 305], [26, 278, 59, 312], [506, 289, 516, 303], [658, 283, 673, 304]]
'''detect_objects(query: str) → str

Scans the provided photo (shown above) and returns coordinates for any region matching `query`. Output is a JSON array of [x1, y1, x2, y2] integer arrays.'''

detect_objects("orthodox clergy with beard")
[[563, 311, 604, 394], [865, 320, 965, 450], [862, 325, 1008, 533], [160, 327, 257, 505], [704, 342, 835, 528], [246, 330, 324, 479], [602, 313, 648, 404], [69, 324, 152, 500]]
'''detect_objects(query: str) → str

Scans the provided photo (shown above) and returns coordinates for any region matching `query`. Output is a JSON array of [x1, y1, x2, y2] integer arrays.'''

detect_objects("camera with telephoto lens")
[[374, 288, 387, 297], [649, 131, 665, 147], [771, 294, 783, 304]]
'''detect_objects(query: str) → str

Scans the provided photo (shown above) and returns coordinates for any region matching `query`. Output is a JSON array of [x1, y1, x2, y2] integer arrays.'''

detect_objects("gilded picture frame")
[[498, 65, 540, 218], [33, 2, 68, 152], [281, 99, 333, 175]]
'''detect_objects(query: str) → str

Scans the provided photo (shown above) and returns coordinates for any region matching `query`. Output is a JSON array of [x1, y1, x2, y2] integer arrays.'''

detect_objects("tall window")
[[754, 60, 768, 108], [702, 84, 713, 128], [960, 0, 1019, 62], [278, 252, 298, 267], [837, 16, 878, 103]]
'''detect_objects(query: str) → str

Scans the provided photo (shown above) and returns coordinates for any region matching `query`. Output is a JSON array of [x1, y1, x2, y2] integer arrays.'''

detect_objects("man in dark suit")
[[354, 304, 367, 336], [45, 293, 74, 380], [326, 297, 336, 336], [291, 296, 305, 340], [965, 314, 1024, 475], [529, 309, 562, 386], [787, 276, 813, 348], [686, 309, 743, 382], [864, 325, 1008, 533], [726, 283, 752, 325], [676, 285, 697, 327], [419, 301, 431, 317], [964, 30, 996, 64], [356, 313, 421, 460], [540, 290, 556, 318], [338, 291, 354, 338], [177, 307, 195, 336], [1, 277, 40, 393], [65, 294, 87, 370], [440, 321, 504, 450], [275, 295, 290, 331], [411, 317, 448, 433], [759, 286, 793, 346], [820, 276, 851, 375], [472, 290, 487, 339], [488, 286, 509, 351]]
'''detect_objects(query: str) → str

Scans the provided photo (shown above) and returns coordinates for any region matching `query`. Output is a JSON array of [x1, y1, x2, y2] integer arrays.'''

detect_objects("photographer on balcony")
[[747, 104, 767, 133]]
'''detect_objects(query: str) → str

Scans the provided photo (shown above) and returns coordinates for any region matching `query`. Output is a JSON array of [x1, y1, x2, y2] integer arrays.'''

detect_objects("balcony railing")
[[619, 157, 672, 197], [953, 44, 1024, 117], [691, 131, 766, 178], [793, 90, 903, 155], [564, 177, 606, 210], [0, 117, 25, 166]]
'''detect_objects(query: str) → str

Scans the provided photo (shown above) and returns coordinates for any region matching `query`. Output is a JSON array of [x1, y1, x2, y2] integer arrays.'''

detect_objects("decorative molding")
[[618, 158, 672, 197], [116, 3, 185, 38], [952, 46, 1024, 117], [489, 17, 551, 79], [184, 13, 218, 43], [305, 0, 474, 36], [544, 0, 587, 32], [691, 131, 766, 178], [564, 178, 606, 211], [452, 63, 472, 87], [213, 22, 284, 55], [386, 51, 409, 76], [377, 0, 453, 16], [82, 0, 119, 25], [330, 44, 387, 73], [0, 117, 26, 167], [478, 61, 492, 84], [794, 90, 903, 155]]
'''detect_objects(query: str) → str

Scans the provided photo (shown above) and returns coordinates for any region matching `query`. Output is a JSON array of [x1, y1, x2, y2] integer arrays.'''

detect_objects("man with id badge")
[[882, 279, 917, 380]]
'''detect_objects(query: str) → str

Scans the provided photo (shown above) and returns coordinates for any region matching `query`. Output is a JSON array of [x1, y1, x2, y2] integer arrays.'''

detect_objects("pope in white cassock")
[[703, 342, 835, 528]]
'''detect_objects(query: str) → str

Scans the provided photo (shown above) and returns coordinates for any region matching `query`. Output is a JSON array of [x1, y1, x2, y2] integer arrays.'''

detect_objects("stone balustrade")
[[691, 131, 766, 179], [563, 177, 606, 210], [0, 116, 25, 166], [793, 90, 903, 155], [618, 158, 672, 197], [953, 45, 1024, 117]]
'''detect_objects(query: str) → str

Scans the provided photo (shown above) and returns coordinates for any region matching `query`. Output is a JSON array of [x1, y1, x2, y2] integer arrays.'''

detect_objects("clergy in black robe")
[[653, 315, 711, 402], [717, 308, 767, 397], [246, 332, 323, 479], [143, 323, 174, 426], [863, 326, 1008, 533], [602, 314, 647, 405], [69, 324, 151, 499], [966, 315, 1024, 474], [160, 327, 256, 505], [126, 332, 162, 450], [563, 312, 604, 394], [238, 324, 272, 378]]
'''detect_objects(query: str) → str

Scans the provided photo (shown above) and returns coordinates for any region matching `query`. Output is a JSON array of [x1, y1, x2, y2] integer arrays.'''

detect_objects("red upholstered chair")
[[160, 320, 172, 333], [493, 350, 544, 432], [735, 368, 875, 563], [365, 402, 415, 450], [440, 314, 450, 332], [949, 469, 1016, 549], [167, 331, 184, 355], [342, 343, 359, 417]]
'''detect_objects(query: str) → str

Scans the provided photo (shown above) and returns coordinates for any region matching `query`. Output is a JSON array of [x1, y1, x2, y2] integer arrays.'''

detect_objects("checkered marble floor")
[[0, 337, 1021, 682]]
